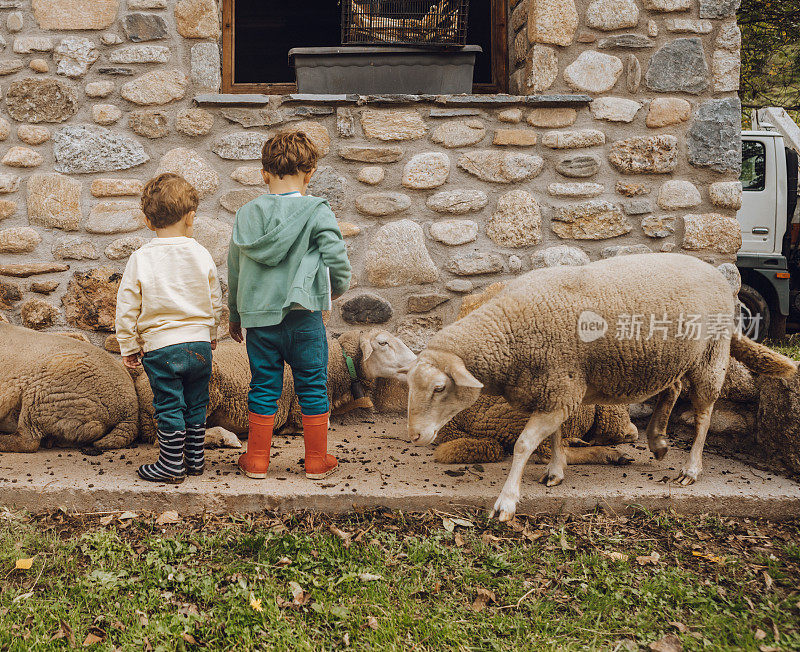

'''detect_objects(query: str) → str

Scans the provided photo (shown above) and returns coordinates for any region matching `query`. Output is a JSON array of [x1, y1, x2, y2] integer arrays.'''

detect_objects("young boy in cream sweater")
[[115, 173, 223, 483]]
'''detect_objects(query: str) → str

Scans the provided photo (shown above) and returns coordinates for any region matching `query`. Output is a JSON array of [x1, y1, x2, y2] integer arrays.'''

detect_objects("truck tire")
[[738, 283, 772, 342]]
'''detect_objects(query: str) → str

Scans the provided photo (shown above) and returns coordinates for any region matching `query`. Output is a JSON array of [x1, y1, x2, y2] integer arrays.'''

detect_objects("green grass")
[[1, 509, 799, 651], [769, 335, 800, 361]]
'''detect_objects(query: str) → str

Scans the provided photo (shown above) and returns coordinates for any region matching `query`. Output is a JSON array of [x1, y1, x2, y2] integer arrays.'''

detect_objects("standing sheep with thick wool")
[[406, 253, 798, 521]]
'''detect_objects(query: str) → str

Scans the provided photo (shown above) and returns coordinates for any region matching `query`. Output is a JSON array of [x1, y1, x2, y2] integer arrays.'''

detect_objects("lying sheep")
[[433, 279, 637, 466], [135, 329, 416, 441], [406, 253, 798, 521], [433, 400, 636, 465], [0, 323, 139, 452]]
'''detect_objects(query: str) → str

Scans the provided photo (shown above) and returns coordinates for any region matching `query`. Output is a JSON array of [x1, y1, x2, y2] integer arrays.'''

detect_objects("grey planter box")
[[289, 46, 481, 95]]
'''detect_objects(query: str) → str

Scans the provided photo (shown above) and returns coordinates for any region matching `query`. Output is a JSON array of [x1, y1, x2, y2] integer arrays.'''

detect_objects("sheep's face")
[[360, 329, 417, 382], [407, 350, 483, 446]]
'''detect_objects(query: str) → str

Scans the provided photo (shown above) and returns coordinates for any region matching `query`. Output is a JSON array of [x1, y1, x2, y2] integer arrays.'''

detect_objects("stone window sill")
[[193, 93, 593, 107]]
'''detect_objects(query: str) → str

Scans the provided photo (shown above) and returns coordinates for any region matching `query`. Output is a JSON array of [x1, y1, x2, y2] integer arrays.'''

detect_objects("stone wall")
[[0, 0, 743, 352]]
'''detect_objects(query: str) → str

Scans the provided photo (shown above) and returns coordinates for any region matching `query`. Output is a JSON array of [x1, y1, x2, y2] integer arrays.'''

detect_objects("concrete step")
[[1, 419, 799, 518]]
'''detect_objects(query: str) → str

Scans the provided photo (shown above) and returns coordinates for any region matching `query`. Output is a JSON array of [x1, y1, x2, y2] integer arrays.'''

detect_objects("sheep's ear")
[[359, 333, 374, 362], [447, 359, 483, 389]]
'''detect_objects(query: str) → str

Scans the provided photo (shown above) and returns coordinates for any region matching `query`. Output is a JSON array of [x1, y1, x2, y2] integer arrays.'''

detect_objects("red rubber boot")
[[238, 412, 274, 479], [302, 412, 338, 479]]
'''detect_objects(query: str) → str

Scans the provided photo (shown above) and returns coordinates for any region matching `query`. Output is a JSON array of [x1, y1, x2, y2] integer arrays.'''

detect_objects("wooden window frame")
[[221, 0, 508, 94]]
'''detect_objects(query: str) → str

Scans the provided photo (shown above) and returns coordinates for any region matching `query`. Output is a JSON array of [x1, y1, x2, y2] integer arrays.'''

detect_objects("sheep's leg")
[[0, 413, 41, 453], [644, 381, 681, 460], [541, 427, 567, 487], [675, 400, 713, 486], [564, 446, 633, 466], [0, 387, 40, 452], [490, 409, 566, 522]]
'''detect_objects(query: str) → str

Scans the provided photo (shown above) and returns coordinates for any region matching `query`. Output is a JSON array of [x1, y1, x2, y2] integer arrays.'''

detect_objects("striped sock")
[[185, 424, 206, 475], [138, 429, 186, 483]]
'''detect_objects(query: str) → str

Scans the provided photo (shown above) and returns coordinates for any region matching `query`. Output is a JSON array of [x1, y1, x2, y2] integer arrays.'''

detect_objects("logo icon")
[[577, 310, 608, 343]]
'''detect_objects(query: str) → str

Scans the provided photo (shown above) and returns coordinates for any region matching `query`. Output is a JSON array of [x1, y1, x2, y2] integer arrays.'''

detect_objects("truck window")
[[741, 141, 766, 191]]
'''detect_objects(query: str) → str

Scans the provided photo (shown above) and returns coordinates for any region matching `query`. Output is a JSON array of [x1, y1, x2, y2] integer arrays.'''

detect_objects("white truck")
[[737, 107, 800, 340]]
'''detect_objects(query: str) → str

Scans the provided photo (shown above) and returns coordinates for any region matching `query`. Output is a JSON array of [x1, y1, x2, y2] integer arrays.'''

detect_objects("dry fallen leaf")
[[636, 551, 661, 566], [82, 632, 104, 647], [366, 616, 379, 630], [442, 517, 455, 533], [481, 532, 501, 546], [470, 588, 497, 613], [118, 511, 137, 521], [754, 629, 767, 641], [329, 524, 352, 548], [454, 533, 465, 547], [692, 551, 724, 564], [600, 550, 628, 562], [289, 581, 311, 606], [182, 633, 198, 645], [559, 528, 575, 551], [670, 622, 689, 634], [648, 633, 683, 652], [155, 511, 180, 526], [276, 556, 292, 567], [14, 558, 34, 570], [759, 647, 781, 652], [358, 573, 383, 582], [763, 571, 774, 590], [50, 620, 76, 646], [99, 515, 113, 526]]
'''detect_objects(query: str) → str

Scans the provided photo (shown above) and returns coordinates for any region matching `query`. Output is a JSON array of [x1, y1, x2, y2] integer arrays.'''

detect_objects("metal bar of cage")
[[341, 0, 470, 47]]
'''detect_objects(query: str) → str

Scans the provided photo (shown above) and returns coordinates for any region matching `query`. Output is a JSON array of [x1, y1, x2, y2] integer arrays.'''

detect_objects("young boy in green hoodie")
[[227, 131, 351, 480]]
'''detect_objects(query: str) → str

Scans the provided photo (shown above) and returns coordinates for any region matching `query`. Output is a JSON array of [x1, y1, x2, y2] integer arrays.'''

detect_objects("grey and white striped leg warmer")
[[138, 429, 186, 483], [185, 423, 206, 475]]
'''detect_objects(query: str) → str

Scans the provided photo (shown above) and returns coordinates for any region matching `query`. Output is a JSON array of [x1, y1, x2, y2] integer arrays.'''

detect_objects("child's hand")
[[122, 352, 142, 369], [229, 322, 244, 343], [210, 340, 217, 350]]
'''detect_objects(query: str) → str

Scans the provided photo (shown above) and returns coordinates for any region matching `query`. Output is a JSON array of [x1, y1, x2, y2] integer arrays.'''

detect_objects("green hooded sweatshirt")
[[227, 193, 351, 328]]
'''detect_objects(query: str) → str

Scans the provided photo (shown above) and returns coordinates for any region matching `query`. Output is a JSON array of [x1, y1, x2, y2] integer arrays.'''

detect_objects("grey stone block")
[[645, 38, 709, 94], [687, 98, 742, 174]]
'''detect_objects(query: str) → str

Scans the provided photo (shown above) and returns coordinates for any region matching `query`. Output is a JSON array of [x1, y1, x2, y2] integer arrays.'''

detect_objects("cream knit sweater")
[[115, 237, 223, 357]]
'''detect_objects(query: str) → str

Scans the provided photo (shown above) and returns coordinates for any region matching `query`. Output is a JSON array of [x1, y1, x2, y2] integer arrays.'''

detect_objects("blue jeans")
[[142, 342, 213, 433], [246, 311, 329, 417]]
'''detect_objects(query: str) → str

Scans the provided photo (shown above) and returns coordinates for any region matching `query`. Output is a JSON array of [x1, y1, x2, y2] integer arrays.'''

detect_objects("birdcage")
[[341, 0, 470, 46]]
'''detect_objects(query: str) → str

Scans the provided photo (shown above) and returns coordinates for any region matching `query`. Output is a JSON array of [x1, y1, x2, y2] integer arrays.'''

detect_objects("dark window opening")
[[741, 141, 766, 192], [228, 0, 499, 90]]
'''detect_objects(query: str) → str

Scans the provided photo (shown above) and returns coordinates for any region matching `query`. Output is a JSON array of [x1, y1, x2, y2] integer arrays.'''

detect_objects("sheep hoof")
[[611, 452, 634, 466], [539, 472, 564, 487], [491, 495, 517, 521], [652, 446, 668, 461], [674, 469, 698, 486]]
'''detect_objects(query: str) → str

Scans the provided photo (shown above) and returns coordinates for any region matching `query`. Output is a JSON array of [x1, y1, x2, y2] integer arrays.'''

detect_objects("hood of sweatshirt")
[[231, 194, 329, 267]]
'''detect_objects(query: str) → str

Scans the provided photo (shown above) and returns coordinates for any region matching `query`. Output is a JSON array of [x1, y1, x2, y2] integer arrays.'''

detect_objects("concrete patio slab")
[[1, 418, 799, 518]]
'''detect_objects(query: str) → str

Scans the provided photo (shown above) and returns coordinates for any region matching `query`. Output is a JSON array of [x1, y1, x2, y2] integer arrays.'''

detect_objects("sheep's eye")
[[378, 340, 388, 346], [433, 384, 445, 393]]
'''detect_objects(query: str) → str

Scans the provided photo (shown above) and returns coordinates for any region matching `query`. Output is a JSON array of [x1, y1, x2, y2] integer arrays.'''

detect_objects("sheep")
[[433, 279, 638, 466], [406, 253, 799, 521], [134, 328, 416, 441], [433, 400, 636, 466], [0, 323, 139, 452]]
